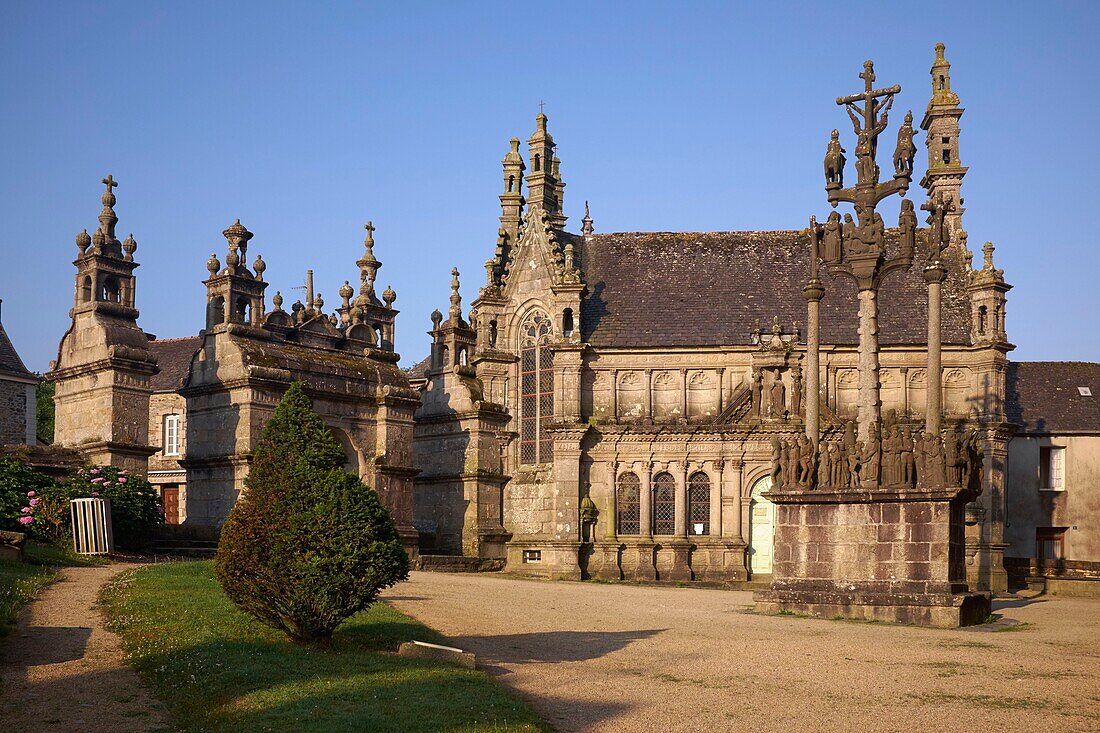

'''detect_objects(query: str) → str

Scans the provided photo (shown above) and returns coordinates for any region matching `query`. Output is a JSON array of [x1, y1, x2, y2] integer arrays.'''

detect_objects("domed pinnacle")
[[99, 174, 119, 241], [382, 284, 396, 308], [76, 228, 91, 254], [122, 233, 137, 261]]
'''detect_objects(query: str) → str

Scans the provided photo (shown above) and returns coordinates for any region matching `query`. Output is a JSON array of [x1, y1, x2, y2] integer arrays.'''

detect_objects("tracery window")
[[520, 311, 555, 464], [688, 471, 710, 535], [652, 472, 676, 536], [616, 472, 641, 535]]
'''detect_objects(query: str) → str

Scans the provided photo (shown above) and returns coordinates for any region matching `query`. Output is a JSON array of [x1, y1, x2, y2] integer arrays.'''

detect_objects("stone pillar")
[[644, 368, 653, 419], [604, 462, 618, 540], [856, 288, 880, 442], [711, 460, 723, 537], [635, 463, 657, 581], [924, 264, 947, 434], [639, 466, 652, 538], [717, 367, 726, 413], [728, 460, 744, 541], [611, 369, 619, 421], [803, 279, 825, 444], [675, 462, 688, 538], [680, 368, 688, 419]]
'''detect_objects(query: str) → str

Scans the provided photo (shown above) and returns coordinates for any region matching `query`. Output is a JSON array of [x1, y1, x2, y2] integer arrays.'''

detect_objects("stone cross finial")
[[982, 241, 995, 269], [582, 200, 594, 235], [538, 100, 545, 114], [102, 174, 118, 193], [449, 267, 462, 321]]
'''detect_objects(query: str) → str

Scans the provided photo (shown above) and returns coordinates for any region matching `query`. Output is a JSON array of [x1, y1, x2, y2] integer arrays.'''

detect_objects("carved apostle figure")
[[880, 426, 898, 486], [843, 421, 860, 487], [824, 129, 846, 186], [786, 436, 801, 489], [944, 427, 964, 486], [841, 213, 859, 257], [818, 440, 833, 489], [925, 432, 946, 488], [828, 442, 844, 489], [770, 436, 783, 487], [750, 369, 762, 417], [823, 211, 842, 263], [797, 434, 815, 488], [893, 110, 916, 176], [859, 425, 881, 487], [900, 425, 916, 488]]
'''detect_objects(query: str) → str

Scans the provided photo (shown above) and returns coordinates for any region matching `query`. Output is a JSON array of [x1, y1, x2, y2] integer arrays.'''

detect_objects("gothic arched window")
[[652, 472, 676, 535], [616, 472, 641, 535], [520, 310, 554, 465], [688, 471, 710, 535]]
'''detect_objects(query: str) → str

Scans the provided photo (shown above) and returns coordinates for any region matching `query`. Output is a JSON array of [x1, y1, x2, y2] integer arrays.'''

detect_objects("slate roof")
[[405, 354, 431, 381], [1006, 361, 1100, 434], [148, 336, 202, 392], [0, 318, 36, 380], [573, 229, 972, 348]]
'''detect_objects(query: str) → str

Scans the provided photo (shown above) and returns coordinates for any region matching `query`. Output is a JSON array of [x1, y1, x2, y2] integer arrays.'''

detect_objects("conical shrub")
[[215, 382, 409, 645]]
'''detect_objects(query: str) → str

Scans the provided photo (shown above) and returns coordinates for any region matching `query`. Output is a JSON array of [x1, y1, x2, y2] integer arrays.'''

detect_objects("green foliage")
[[0, 456, 55, 533], [103, 561, 548, 732], [60, 466, 163, 551], [35, 379, 55, 444], [215, 382, 409, 646]]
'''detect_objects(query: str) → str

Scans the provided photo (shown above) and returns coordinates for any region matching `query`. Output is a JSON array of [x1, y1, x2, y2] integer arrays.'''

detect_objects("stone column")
[[680, 368, 688, 419], [675, 462, 688, 538], [635, 463, 657, 581], [924, 263, 947, 434], [644, 368, 653, 420], [728, 460, 744, 541], [856, 288, 880, 442], [639, 466, 652, 538], [717, 367, 726, 413], [611, 369, 619, 422], [605, 461, 618, 540], [803, 279, 825, 444]]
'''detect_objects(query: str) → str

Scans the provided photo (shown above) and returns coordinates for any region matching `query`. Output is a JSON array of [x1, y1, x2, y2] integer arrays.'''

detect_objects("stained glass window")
[[616, 472, 641, 535], [520, 311, 554, 465], [652, 472, 676, 536], [688, 471, 710, 535]]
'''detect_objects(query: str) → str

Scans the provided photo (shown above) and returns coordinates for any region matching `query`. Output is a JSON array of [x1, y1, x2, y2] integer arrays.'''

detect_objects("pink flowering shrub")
[[0, 456, 55, 533]]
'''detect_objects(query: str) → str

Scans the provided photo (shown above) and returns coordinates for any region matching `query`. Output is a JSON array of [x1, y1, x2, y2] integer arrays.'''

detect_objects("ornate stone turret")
[[968, 241, 1012, 347], [48, 175, 159, 473], [430, 268, 476, 373], [500, 138, 526, 246], [203, 220, 267, 329], [525, 112, 566, 230], [581, 200, 594, 236], [357, 221, 381, 302], [337, 220, 398, 350], [920, 43, 967, 239]]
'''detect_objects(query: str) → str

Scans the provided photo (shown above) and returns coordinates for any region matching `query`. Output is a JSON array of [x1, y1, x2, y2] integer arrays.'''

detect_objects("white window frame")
[[164, 414, 181, 457], [1039, 445, 1065, 492]]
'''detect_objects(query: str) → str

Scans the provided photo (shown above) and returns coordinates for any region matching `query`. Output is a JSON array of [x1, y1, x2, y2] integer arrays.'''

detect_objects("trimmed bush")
[[215, 382, 409, 646], [0, 456, 56, 534]]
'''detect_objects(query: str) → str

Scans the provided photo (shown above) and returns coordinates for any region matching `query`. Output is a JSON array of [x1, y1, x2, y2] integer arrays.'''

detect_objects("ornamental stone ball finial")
[[91, 228, 105, 253], [253, 254, 266, 280], [272, 290, 284, 310], [99, 174, 119, 241], [339, 280, 354, 306], [122, 233, 137, 261], [76, 228, 91, 255], [314, 292, 324, 311], [430, 308, 443, 329], [382, 284, 396, 308], [449, 267, 462, 321], [206, 253, 220, 276]]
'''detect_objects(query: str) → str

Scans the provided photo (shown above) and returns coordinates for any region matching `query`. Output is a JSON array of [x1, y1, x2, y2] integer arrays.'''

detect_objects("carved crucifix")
[[836, 61, 900, 187], [102, 174, 119, 192]]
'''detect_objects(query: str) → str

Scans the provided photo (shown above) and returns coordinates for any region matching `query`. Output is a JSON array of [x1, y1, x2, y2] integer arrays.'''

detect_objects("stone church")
[[39, 44, 1098, 595], [408, 44, 1095, 595]]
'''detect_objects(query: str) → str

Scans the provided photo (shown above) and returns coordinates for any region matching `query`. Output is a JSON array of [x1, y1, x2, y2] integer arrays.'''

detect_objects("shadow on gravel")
[[992, 596, 1048, 610], [4, 626, 92, 666], [453, 628, 665, 664]]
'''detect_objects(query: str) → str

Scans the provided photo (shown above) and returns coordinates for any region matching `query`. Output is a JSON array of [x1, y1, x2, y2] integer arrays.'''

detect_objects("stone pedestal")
[[633, 541, 657, 581], [754, 486, 990, 627], [667, 540, 693, 582]]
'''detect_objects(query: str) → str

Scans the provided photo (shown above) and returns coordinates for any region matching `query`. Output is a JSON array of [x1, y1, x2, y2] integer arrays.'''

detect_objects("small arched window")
[[207, 295, 225, 327], [508, 175, 515, 192], [688, 471, 710, 535], [616, 472, 641, 535], [102, 276, 121, 303], [562, 308, 574, 338], [977, 305, 987, 335], [938, 74, 945, 90], [458, 347, 468, 366], [235, 296, 250, 324], [534, 153, 541, 172], [488, 320, 498, 348], [519, 310, 554, 465], [652, 472, 676, 536], [81, 276, 92, 302]]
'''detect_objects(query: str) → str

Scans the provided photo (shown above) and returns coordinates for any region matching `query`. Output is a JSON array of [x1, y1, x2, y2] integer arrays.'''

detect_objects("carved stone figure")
[[843, 421, 860, 487], [925, 432, 946, 488], [841, 213, 858, 257], [824, 129, 846, 186], [859, 425, 881, 487], [786, 436, 800, 489], [944, 427, 964, 486], [818, 440, 832, 488], [769, 375, 786, 419], [750, 369, 762, 417], [899, 198, 917, 258], [790, 367, 803, 418], [823, 211, 842, 262], [828, 442, 844, 488], [881, 426, 899, 485], [770, 436, 783, 486], [797, 434, 815, 487], [893, 110, 916, 175], [900, 425, 916, 488]]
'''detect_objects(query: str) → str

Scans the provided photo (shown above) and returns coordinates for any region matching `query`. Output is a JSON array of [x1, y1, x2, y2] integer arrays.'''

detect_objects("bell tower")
[[525, 111, 567, 229], [49, 175, 159, 473], [203, 220, 268, 331], [920, 43, 967, 239], [499, 138, 526, 245]]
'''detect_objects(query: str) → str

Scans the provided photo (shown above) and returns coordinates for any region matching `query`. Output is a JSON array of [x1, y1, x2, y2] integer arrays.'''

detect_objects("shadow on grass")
[[100, 561, 631, 732]]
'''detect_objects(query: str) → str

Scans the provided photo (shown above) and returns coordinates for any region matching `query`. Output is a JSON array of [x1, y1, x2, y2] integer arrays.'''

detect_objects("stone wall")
[[0, 380, 33, 445]]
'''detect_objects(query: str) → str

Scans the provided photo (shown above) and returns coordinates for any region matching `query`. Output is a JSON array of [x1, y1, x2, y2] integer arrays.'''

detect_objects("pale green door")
[[748, 476, 775, 575]]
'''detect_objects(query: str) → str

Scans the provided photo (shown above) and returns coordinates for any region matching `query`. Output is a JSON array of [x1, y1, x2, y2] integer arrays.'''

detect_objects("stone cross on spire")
[[836, 61, 901, 186], [357, 220, 381, 297], [99, 174, 120, 241], [102, 174, 118, 193]]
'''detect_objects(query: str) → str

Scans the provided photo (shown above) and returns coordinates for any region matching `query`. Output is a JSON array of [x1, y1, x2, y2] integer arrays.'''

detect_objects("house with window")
[[146, 336, 202, 524], [1004, 362, 1100, 591], [0, 307, 38, 446]]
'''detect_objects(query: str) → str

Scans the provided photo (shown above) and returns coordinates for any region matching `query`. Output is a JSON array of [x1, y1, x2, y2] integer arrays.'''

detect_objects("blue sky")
[[1, 2, 1097, 371]]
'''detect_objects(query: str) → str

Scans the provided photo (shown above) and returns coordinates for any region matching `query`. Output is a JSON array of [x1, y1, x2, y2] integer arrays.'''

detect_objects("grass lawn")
[[0, 541, 105, 635], [101, 561, 550, 733]]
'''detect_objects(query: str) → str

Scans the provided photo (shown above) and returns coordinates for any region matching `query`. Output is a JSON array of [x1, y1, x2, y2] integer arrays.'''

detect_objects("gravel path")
[[384, 572, 1100, 733], [0, 563, 172, 733]]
